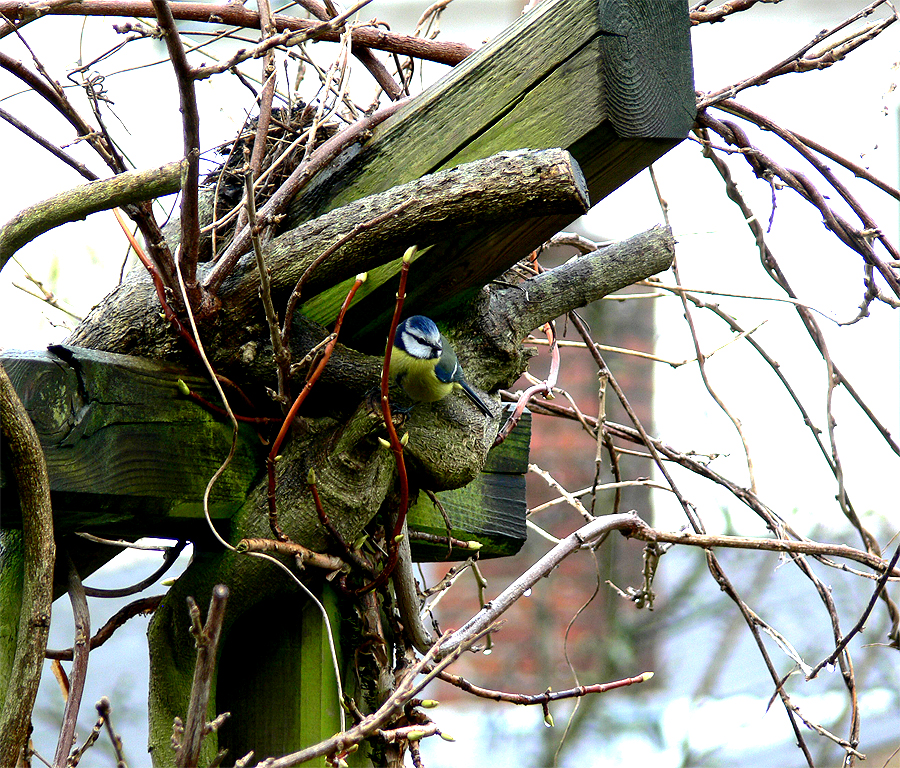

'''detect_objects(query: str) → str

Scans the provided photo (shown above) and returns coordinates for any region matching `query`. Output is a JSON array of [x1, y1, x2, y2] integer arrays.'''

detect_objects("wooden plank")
[[286, 0, 694, 343], [1, 347, 527, 560], [0, 347, 264, 533], [216, 588, 343, 766], [289, 0, 693, 221], [408, 410, 530, 561]]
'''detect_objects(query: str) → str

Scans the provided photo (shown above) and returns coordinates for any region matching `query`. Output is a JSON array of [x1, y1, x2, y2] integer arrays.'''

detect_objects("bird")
[[389, 315, 494, 418]]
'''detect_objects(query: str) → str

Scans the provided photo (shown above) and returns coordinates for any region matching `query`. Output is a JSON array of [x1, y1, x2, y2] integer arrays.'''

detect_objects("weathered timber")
[[215, 585, 345, 767], [0, 345, 529, 560], [0, 346, 264, 533], [284, 0, 695, 343], [407, 408, 530, 561], [214, 149, 589, 353]]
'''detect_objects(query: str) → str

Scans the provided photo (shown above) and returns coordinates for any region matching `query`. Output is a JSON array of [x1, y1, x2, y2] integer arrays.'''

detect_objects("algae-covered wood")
[[407, 410, 530, 561], [216, 587, 347, 767], [0, 346, 264, 533], [0, 347, 530, 560]]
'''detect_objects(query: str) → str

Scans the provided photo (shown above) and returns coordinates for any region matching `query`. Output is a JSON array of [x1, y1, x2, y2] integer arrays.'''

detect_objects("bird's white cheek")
[[404, 338, 435, 359]]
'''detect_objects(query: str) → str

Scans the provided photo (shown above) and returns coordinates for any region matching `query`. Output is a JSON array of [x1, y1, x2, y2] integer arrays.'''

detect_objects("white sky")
[[585, 1, 900, 534]]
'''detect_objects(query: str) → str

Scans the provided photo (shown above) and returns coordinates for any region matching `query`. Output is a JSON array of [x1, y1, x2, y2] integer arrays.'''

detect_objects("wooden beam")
[[285, 0, 694, 343], [408, 410, 530, 561], [0, 347, 264, 535]]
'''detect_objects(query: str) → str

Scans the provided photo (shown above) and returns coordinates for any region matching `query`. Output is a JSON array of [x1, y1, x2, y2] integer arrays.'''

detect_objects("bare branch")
[[697, 1, 897, 109], [0, 362, 56, 764], [46, 595, 165, 660], [0, 0, 475, 64], [438, 513, 644, 657], [203, 98, 406, 291], [0, 105, 98, 181], [176, 585, 229, 768], [53, 555, 90, 768], [0, 161, 185, 270], [152, 0, 202, 303]]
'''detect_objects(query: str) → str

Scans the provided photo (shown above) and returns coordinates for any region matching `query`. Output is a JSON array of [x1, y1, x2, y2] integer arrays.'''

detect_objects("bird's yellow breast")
[[389, 352, 455, 403]]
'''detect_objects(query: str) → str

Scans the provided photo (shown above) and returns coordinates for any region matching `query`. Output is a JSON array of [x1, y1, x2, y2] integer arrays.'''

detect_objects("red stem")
[[265, 275, 366, 537]]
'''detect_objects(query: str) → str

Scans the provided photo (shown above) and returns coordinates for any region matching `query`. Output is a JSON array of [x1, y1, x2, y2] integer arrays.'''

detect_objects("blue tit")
[[389, 315, 493, 418]]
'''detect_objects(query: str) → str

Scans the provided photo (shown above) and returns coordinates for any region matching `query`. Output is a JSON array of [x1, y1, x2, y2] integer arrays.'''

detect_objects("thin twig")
[[0, 105, 98, 181], [46, 595, 165, 660], [152, 0, 203, 304], [627, 528, 899, 579], [438, 513, 644, 657], [494, 322, 557, 446], [176, 585, 229, 767], [697, 1, 896, 109], [204, 98, 407, 291], [807, 544, 900, 676], [281, 197, 415, 352], [96, 697, 128, 768], [81, 541, 186, 598], [0, 0, 477, 65], [433, 668, 652, 705], [53, 554, 90, 768], [244, 164, 289, 399], [356, 246, 416, 595], [265, 274, 367, 539]]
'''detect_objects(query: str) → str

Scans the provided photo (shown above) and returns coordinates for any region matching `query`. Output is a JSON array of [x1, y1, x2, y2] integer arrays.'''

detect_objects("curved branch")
[[0, 363, 56, 765], [0, 160, 186, 270], [45, 595, 165, 660], [0, 0, 475, 65], [438, 512, 644, 657], [215, 148, 590, 320]]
